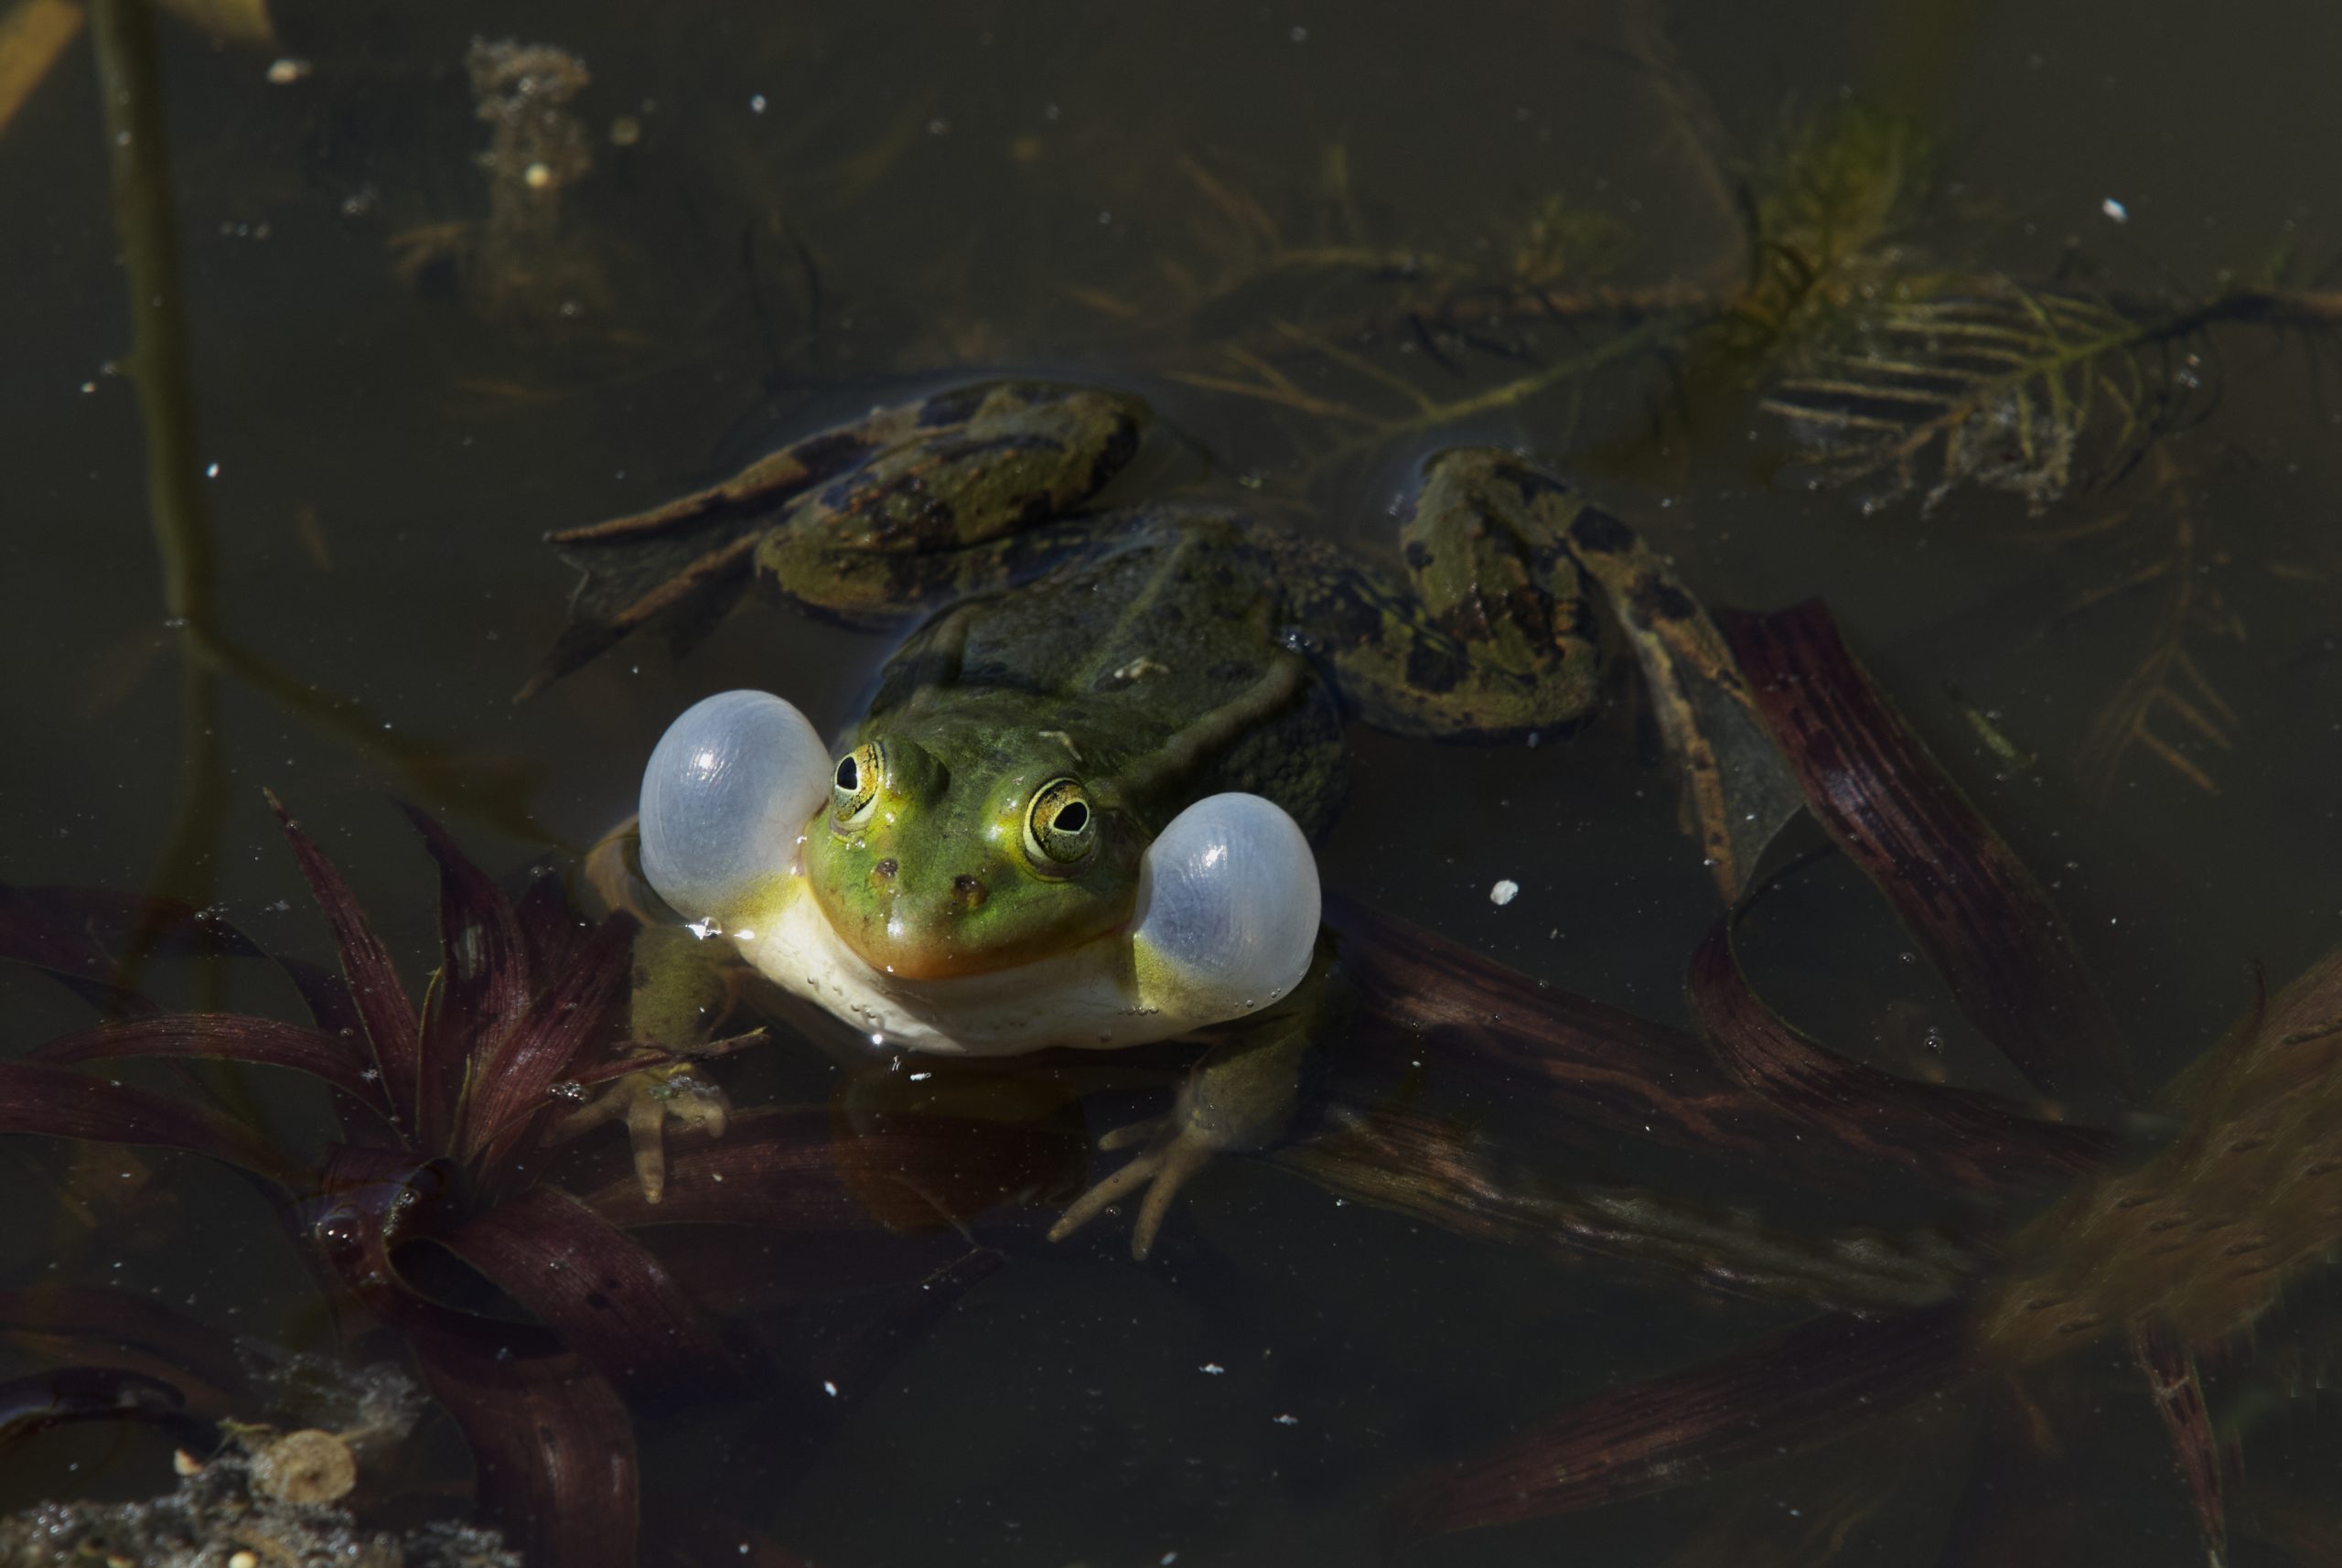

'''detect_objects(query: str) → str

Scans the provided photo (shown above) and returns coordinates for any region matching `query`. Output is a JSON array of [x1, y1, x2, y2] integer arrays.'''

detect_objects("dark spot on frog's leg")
[[790, 429, 883, 486], [1084, 414, 1141, 491], [873, 858, 898, 878], [1404, 639, 1466, 694], [1628, 570, 1700, 626], [1403, 539, 1434, 572], [1508, 467, 1574, 505], [1556, 595, 1599, 640], [917, 384, 992, 428], [1567, 509, 1638, 556]]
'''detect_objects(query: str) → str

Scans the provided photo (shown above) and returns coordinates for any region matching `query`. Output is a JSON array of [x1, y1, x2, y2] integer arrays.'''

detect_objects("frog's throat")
[[720, 872, 1257, 1057]]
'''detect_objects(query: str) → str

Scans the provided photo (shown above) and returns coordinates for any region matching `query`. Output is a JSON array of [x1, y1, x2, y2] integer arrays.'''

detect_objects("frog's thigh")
[[1305, 450, 1606, 740], [754, 382, 1144, 622]]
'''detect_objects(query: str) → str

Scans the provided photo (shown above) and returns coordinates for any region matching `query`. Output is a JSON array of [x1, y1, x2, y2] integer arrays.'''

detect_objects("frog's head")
[[795, 724, 1143, 980], [639, 691, 1319, 1010]]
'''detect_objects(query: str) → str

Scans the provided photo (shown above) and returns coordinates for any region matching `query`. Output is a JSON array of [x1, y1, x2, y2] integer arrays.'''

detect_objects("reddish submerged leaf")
[[268, 794, 424, 1134], [1325, 897, 1790, 1161], [2129, 1316, 2228, 1565], [439, 1186, 739, 1401], [1400, 1304, 1973, 1537], [1276, 1107, 1967, 1312], [402, 804, 533, 1154], [414, 1334, 639, 1568], [1716, 602, 2124, 1106], [34, 1015, 391, 1121], [1687, 917, 2115, 1196], [0, 885, 258, 1015], [460, 914, 635, 1180], [0, 1061, 283, 1176], [0, 1286, 251, 1408], [579, 1107, 1066, 1233]]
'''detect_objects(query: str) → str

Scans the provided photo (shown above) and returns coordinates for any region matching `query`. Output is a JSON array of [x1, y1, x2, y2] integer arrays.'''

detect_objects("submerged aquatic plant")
[[1391, 601, 2342, 1563], [0, 800, 1073, 1566]]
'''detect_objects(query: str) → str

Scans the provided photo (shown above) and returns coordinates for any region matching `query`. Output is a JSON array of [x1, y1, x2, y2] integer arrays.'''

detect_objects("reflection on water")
[[3, 0, 2340, 1563]]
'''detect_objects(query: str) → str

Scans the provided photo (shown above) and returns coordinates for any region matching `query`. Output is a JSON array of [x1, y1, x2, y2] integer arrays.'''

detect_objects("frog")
[[535, 381, 1756, 1257]]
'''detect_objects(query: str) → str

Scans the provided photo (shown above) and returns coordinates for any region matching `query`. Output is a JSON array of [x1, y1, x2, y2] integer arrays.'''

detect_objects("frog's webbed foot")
[[551, 1058, 730, 1204], [1047, 1114, 1216, 1262], [1048, 1026, 1306, 1261]]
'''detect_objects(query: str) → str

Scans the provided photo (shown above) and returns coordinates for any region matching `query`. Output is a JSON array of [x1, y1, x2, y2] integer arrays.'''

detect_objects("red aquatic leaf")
[[459, 914, 635, 1181], [295, 1144, 560, 1357], [1275, 1106, 1968, 1312], [401, 804, 533, 1154], [33, 1015, 392, 1122], [2129, 1316, 2228, 1565], [1716, 602, 2124, 1107], [578, 1107, 1068, 1233], [1399, 1303, 1973, 1537], [0, 1061, 283, 1176], [0, 1365, 198, 1449], [512, 865, 598, 981], [0, 1286, 252, 1408], [1325, 896, 1790, 1161], [0, 885, 259, 1015], [414, 1333, 639, 1568], [438, 1186, 739, 1401], [1687, 917, 2115, 1196], [267, 793, 424, 1135]]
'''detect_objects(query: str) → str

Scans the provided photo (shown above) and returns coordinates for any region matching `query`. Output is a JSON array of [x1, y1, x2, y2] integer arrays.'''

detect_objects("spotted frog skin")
[[542, 381, 1733, 1256]]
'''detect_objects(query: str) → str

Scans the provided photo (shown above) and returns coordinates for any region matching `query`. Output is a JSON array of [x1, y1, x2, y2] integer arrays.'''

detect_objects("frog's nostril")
[[952, 874, 987, 909]]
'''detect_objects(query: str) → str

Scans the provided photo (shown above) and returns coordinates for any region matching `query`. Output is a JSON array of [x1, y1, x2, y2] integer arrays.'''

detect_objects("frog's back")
[[862, 505, 1349, 836]]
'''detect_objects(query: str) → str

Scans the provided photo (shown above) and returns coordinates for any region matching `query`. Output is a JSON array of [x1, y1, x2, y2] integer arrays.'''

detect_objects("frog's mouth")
[[811, 887, 1124, 983]]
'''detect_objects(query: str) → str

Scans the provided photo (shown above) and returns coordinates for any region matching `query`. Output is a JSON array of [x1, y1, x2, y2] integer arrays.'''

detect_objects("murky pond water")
[[5, 1, 2341, 1563]]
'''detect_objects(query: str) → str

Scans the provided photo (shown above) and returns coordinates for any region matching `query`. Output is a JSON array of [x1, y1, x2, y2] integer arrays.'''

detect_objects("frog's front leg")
[[550, 920, 736, 1203], [1051, 941, 1343, 1261]]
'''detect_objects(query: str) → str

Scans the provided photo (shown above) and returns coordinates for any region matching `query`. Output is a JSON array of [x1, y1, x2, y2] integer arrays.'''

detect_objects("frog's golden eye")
[[831, 742, 883, 830], [1024, 777, 1096, 868]]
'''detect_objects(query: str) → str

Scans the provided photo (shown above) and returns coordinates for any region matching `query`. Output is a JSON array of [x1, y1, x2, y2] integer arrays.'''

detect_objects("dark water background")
[[5, 0, 2341, 1562]]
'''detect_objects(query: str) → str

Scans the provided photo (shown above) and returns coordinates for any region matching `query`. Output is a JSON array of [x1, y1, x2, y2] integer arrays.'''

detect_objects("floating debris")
[[1488, 879, 1520, 907]]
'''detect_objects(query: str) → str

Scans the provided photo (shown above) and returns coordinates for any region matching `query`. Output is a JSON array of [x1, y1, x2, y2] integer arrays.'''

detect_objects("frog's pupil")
[[835, 757, 858, 791], [1055, 800, 1089, 833]]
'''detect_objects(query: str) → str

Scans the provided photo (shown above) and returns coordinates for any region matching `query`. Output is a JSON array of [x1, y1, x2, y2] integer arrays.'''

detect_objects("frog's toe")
[[1095, 1112, 1169, 1153], [553, 1063, 730, 1205], [1047, 1122, 1214, 1262]]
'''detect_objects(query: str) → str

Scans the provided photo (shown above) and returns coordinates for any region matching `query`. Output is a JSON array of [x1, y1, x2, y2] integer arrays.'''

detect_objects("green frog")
[[540, 381, 1751, 1257]]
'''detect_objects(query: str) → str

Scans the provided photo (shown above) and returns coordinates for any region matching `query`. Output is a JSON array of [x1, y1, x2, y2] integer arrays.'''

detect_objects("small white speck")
[[205, 462, 220, 478], [1289, 25, 1307, 41], [1161, 1555, 1178, 1566], [926, 117, 950, 135], [822, 1380, 838, 1397], [749, 94, 767, 113], [1489, 878, 1520, 907], [265, 57, 310, 84], [685, 918, 719, 940], [1273, 1412, 1299, 1425], [908, 1071, 932, 1081], [1198, 1362, 1224, 1375], [2100, 197, 2129, 223]]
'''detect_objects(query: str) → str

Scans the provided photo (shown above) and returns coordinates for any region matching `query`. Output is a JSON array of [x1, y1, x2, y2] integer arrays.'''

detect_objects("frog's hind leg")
[[523, 381, 1144, 696], [1303, 449, 1613, 741], [1330, 449, 1792, 897]]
